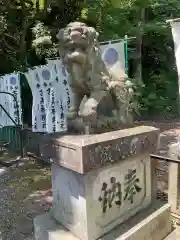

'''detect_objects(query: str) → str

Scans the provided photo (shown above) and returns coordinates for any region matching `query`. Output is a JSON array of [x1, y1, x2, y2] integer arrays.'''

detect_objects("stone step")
[[164, 229, 178, 239], [34, 202, 172, 240]]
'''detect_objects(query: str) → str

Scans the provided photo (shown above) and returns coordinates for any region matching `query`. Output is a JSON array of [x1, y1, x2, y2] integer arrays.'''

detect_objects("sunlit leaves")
[[111, 0, 151, 9], [33, 0, 46, 10], [81, 7, 88, 20]]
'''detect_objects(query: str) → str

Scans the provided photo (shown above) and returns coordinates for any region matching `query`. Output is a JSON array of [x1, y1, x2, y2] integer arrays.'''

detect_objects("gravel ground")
[[0, 159, 51, 240], [0, 167, 17, 240]]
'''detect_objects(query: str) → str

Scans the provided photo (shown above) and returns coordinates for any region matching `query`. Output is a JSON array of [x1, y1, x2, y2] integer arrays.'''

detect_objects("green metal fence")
[[0, 126, 43, 155], [0, 126, 21, 152], [22, 129, 43, 155]]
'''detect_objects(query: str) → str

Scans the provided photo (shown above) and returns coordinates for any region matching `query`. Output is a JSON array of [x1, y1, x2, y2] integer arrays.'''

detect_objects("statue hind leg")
[[80, 89, 117, 133]]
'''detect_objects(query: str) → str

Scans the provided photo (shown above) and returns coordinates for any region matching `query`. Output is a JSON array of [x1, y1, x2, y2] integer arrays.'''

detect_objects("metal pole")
[[0, 91, 20, 126], [0, 104, 17, 126], [0, 91, 23, 157], [124, 34, 128, 75], [150, 154, 180, 164], [100, 36, 136, 45]]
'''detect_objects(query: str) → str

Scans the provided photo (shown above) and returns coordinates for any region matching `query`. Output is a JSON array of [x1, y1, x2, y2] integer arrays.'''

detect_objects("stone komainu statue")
[[57, 22, 134, 132]]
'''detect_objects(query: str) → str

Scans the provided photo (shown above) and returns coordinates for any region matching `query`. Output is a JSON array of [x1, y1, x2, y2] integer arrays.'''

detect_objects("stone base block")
[[34, 201, 172, 240], [42, 126, 159, 240]]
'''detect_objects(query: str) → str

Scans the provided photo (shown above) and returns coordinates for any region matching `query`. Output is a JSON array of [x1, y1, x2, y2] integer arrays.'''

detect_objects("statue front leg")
[[67, 88, 84, 133], [68, 88, 83, 120]]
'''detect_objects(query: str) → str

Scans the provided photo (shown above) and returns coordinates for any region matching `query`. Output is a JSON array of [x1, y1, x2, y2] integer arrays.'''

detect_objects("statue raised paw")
[[57, 22, 134, 134]]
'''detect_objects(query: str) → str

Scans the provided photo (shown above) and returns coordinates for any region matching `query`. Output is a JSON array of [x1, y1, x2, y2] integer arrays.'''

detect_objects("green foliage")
[[0, 0, 180, 119], [31, 21, 58, 59], [84, 0, 180, 118], [0, 0, 84, 72], [28, 0, 84, 62], [133, 71, 179, 118]]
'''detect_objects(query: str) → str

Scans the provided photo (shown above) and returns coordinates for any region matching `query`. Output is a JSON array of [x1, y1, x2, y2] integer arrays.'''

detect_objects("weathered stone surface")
[[168, 143, 180, 213], [41, 126, 159, 173], [164, 230, 179, 240], [34, 211, 77, 240], [38, 126, 160, 240], [104, 202, 172, 240], [51, 153, 152, 240], [34, 202, 172, 240]]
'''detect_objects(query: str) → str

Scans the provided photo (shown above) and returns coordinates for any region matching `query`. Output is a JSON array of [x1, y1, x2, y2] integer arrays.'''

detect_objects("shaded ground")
[[0, 157, 51, 240], [0, 120, 180, 239]]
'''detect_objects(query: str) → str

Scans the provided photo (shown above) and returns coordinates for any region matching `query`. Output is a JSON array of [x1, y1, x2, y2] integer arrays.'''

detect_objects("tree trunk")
[[20, 0, 28, 68]]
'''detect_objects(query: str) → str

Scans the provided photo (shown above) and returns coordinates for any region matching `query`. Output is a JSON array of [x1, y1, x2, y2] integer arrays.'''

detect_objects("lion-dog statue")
[[57, 22, 134, 133]]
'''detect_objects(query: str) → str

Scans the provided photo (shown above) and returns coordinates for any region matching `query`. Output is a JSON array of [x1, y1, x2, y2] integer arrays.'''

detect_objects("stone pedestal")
[[35, 126, 172, 240], [168, 143, 180, 213], [52, 153, 152, 240]]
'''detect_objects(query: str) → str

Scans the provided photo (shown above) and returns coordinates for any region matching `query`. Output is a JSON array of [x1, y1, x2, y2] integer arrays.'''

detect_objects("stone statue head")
[[56, 22, 104, 87], [57, 22, 99, 60], [57, 23, 97, 61], [56, 22, 127, 88]]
